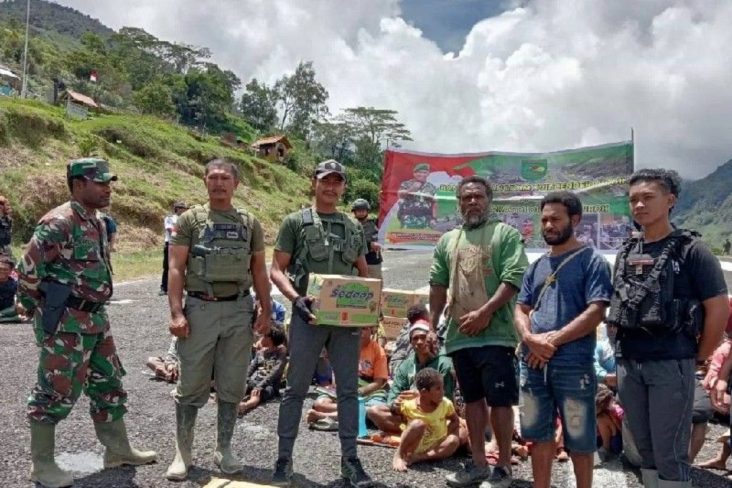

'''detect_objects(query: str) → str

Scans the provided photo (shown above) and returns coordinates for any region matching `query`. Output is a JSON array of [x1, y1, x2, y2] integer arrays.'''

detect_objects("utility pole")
[[21, 0, 31, 98]]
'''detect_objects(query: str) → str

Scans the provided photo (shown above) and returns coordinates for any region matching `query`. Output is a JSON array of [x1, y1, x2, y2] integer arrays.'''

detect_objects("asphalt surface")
[[0, 250, 730, 488]]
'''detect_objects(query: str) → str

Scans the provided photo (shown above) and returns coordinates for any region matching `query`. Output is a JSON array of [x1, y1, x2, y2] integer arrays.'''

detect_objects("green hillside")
[[674, 159, 732, 249], [0, 97, 311, 250]]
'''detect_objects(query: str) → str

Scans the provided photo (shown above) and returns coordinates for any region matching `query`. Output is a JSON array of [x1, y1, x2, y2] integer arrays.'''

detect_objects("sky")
[[49, 0, 732, 179]]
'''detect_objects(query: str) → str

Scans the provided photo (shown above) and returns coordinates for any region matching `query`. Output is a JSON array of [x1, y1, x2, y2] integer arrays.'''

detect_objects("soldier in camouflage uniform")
[[351, 198, 383, 279], [18, 158, 156, 488], [397, 163, 437, 229]]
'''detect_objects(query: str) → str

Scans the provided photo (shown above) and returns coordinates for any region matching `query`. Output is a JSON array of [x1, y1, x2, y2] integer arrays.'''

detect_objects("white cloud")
[[52, 0, 732, 178]]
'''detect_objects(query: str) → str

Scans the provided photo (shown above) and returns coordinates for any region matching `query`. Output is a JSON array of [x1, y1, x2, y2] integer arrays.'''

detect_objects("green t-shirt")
[[172, 204, 264, 296], [387, 353, 455, 404], [275, 209, 367, 296], [430, 220, 528, 353]]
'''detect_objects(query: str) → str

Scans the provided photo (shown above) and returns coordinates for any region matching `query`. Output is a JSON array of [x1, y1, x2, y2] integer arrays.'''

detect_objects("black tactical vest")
[[607, 229, 703, 335]]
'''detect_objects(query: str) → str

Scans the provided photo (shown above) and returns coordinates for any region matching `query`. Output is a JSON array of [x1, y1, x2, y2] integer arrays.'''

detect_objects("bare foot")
[[695, 458, 727, 470], [238, 401, 253, 416], [306, 409, 322, 424], [392, 454, 409, 472]]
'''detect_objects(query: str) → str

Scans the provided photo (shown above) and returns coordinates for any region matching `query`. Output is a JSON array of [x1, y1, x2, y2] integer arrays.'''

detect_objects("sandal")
[[309, 417, 339, 431]]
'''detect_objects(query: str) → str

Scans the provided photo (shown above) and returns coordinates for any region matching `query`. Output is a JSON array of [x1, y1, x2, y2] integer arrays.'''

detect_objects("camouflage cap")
[[173, 201, 188, 209], [67, 158, 118, 183], [413, 162, 430, 172], [314, 159, 346, 181]]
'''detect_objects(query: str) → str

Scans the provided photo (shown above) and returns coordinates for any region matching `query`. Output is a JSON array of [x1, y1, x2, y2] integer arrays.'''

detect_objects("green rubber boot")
[[94, 419, 158, 468], [214, 401, 244, 474], [166, 404, 198, 481], [30, 421, 74, 488]]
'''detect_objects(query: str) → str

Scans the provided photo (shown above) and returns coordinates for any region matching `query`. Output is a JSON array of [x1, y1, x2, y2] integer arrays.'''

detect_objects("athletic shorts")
[[450, 345, 519, 406]]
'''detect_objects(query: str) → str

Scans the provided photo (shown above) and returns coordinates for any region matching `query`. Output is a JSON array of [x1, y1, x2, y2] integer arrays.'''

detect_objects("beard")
[[542, 224, 574, 245], [463, 210, 489, 229]]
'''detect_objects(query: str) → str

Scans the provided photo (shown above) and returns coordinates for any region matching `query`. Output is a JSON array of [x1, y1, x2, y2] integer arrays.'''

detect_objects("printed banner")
[[378, 141, 634, 252]]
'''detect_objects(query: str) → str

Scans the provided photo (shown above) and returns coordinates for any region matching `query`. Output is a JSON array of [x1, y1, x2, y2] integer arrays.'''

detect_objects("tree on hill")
[[239, 79, 278, 133], [274, 61, 329, 140]]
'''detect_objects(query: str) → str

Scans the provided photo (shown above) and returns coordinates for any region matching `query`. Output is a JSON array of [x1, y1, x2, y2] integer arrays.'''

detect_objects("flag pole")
[[20, 0, 31, 98], [630, 126, 635, 171]]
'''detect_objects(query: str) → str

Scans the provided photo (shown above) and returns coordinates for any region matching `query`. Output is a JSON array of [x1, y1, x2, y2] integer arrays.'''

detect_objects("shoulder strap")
[[533, 246, 590, 310], [625, 232, 687, 311], [235, 208, 251, 228]]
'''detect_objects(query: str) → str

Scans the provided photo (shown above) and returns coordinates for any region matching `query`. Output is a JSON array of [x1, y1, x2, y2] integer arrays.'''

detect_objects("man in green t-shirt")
[[269, 159, 372, 488], [165, 158, 272, 481], [430, 176, 528, 488]]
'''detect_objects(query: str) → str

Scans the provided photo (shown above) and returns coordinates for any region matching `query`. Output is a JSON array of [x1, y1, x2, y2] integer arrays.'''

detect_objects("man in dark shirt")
[[0, 196, 13, 256], [609, 169, 729, 488], [0, 255, 22, 322]]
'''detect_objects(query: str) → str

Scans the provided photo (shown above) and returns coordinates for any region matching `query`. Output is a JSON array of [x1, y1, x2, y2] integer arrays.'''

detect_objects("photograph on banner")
[[378, 141, 634, 252]]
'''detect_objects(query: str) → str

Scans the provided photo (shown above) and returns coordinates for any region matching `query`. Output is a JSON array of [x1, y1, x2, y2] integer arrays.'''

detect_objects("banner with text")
[[378, 141, 634, 252]]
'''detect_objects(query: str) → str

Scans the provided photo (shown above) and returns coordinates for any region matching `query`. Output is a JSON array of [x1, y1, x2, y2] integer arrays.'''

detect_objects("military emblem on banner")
[[521, 159, 548, 181]]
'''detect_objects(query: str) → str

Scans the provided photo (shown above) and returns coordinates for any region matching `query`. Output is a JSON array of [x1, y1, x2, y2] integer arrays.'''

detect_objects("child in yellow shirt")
[[392, 367, 460, 471]]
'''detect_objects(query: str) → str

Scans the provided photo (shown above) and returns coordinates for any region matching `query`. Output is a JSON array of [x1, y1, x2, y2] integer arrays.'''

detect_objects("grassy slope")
[[0, 98, 311, 255]]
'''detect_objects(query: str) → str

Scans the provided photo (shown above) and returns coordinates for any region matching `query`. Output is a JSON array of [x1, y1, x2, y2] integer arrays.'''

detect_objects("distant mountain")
[[674, 158, 732, 250], [0, 0, 113, 40]]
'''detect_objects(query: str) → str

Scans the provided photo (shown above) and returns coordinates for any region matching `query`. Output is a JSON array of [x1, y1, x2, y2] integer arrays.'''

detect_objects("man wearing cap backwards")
[[18, 158, 157, 488], [166, 158, 271, 480], [397, 163, 437, 229], [351, 198, 383, 279], [270, 159, 372, 487], [430, 175, 528, 488], [160, 201, 188, 295]]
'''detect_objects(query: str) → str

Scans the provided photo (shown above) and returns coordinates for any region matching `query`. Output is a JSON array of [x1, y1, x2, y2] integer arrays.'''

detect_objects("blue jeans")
[[520, 361, 597, 453]]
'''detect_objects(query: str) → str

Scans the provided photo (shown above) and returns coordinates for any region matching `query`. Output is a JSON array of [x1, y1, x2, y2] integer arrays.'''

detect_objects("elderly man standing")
[[19, 158, 156, 488], [166, 158, 271, 480], [430, 176, 528, 488], [269, 160, 372, 488]]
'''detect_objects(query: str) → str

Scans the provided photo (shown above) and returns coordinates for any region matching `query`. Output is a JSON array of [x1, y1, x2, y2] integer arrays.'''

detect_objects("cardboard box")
[[307, 274, 382, 327], [381, 288, 429, 318], [382, 315, 407, 340]]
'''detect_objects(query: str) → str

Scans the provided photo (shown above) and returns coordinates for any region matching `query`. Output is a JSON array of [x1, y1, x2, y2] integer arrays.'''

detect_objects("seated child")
[[146, 337, 179, 383], [308, 326, 388, 430], [0, 255, 24, 323], [596, 383, 624, 461], [392, 367, 460, 471], [239, 326, 288, 415]]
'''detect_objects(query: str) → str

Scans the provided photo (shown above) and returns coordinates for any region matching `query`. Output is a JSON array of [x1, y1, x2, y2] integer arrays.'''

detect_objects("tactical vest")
[[287, 208, 361, 289], [0, 217, 11, 247], [187, 205, 252, 295], [607, 229, 703, 335]]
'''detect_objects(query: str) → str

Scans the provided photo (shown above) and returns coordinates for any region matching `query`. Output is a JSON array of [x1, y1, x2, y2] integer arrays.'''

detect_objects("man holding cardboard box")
[[269, 160, 373, 488], [430, 176, 529, 488]]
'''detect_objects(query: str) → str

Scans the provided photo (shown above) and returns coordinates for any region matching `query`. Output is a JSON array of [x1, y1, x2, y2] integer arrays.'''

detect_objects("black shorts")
[[450, 345, 519, 406]]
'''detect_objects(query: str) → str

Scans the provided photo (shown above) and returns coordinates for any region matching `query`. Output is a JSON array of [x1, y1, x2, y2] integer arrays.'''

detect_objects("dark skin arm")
[[355, 255, 369, 278], [514, 302, 555, 368], [250, 250, 271, 335], [446, 411, 460, 437], [697, 294, 730, 361], [168, 244, 189, 338], [429, 284, 448, 331], [458, 282, 518, 337]]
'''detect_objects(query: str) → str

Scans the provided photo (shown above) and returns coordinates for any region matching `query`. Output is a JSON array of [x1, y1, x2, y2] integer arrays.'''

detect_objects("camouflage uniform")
[[19, 197, 124, 424], [397, 173, 437, 229]]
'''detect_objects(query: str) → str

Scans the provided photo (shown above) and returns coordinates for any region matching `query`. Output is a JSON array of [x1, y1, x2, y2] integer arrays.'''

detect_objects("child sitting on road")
[[0, 255, 25, 323], [239, 326, 288, 415], [596, 383, 624, 461], [392, 367, 460, 472]]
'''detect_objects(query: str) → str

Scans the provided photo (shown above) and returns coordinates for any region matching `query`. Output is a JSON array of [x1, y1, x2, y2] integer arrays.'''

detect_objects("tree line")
[[0, 4, 412, 210]]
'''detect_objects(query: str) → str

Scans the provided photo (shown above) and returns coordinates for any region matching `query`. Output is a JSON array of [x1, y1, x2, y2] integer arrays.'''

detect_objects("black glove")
[[292, 296, 314, 321]]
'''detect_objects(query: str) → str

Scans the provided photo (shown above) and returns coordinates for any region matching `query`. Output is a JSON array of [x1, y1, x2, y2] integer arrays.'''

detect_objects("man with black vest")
[[269, 160, 371, 487], [608, 169, 729, 488]]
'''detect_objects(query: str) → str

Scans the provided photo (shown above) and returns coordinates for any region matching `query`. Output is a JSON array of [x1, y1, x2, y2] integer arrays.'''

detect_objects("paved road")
[[0, 250, 729, 487]]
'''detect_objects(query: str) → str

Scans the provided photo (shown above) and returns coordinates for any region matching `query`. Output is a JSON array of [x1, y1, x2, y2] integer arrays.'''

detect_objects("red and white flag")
[[89, 70, 98, 83]]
